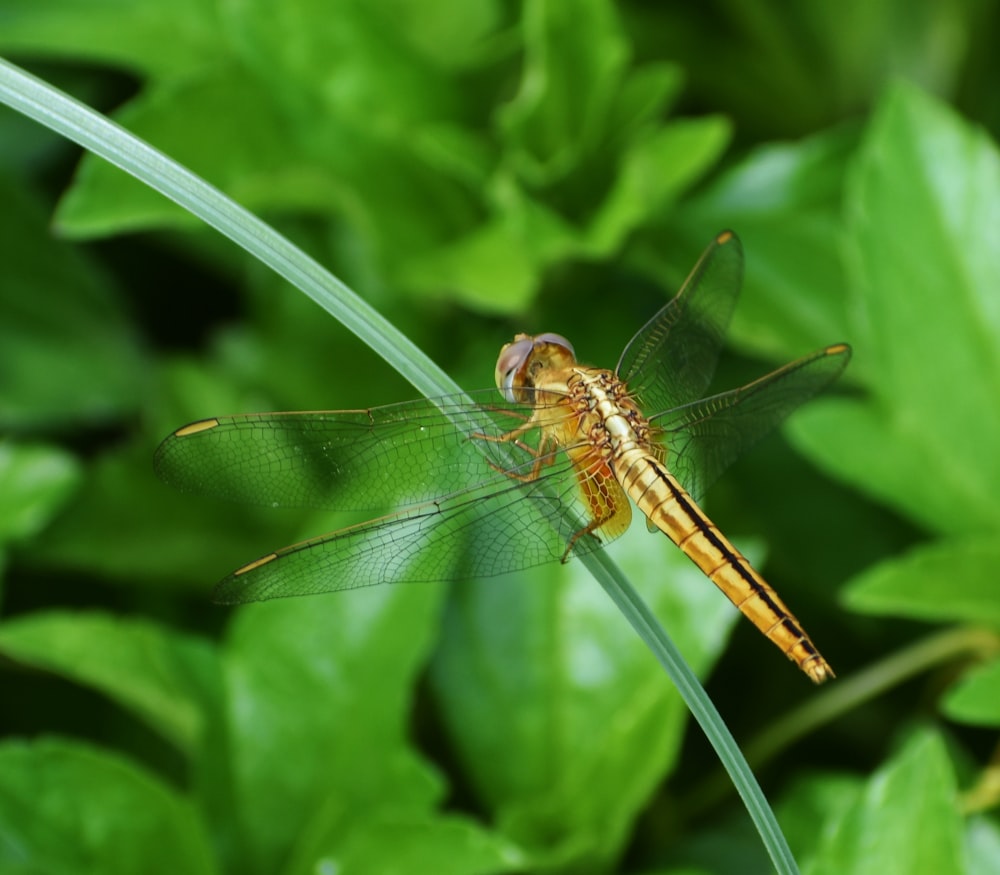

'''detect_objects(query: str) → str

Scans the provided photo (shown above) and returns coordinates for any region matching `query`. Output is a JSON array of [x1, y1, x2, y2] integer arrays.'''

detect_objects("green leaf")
[[494, 0, 725, 265], [941, 656, 1000, 727], [0, 442, 80, 543], [55, 72, 330, 236], [418, 112, 727, 315], [0, 738, 215, 875], [499, 0, 631, 184], [584, 116, 730, 257], [843, 535, 1000, 624], [222, 582, 446, 875], [429, 522, 739, 867], [226, 0, 502, 89], [285, 809, 524, 875], [30, 438, 309, 590], [0, 174, 146, 429], [806, 728, 965, 875], [398, 216, 542, 314], [224, 0, 468, 119], [776, 773, 865, 865], [795, 82, 1000, 535], [0, 611, 219, 753], [0, 0, 218, 77]]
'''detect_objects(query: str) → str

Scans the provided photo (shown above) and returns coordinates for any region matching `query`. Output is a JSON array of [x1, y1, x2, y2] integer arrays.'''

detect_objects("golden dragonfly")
[[155, 231, 850, 683]]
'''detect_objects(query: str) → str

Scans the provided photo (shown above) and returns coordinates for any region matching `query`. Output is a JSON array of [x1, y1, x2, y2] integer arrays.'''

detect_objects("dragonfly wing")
[[154, 389, 559, 512], [616, 230, 744, 414], [573, 457, 632, 544], [652, 344, 851, 502], [211, 448, 612, 603]]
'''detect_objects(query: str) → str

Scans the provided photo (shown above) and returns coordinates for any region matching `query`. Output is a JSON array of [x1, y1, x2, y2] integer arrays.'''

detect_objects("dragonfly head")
[[495, 332, 577, 403]]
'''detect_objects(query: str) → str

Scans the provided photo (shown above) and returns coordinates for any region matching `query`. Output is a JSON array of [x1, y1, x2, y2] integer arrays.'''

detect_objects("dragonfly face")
[[155, 230, 850, 683]]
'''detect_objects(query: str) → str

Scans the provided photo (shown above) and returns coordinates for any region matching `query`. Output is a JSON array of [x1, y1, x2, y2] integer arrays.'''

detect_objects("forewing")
[[156, 387, 628, 602], [652, 344, 851, 501], [616, 230, 744, 415], [154, 389, 564, 512]]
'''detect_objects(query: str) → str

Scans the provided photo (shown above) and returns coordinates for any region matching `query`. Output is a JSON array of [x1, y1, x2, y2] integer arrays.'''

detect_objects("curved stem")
[[747, 625, 999, 767], [686, 625, 1000, 818]]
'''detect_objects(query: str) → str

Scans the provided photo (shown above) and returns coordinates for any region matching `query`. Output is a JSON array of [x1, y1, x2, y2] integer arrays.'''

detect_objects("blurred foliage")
[[2, 1, 1000, 873]]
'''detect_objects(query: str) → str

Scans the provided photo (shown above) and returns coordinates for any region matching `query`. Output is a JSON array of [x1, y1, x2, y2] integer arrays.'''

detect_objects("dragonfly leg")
[[561, 516, 606, 560], [470, 409, 536, 446], [471, 428, 559, 483]]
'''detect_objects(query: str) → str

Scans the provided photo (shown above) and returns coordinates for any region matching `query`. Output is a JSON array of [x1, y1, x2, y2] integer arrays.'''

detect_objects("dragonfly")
[[155, 230, 850, 683]]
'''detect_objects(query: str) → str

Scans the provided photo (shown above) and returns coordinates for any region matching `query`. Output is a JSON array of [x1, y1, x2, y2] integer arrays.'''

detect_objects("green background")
[[2, 1, 999, 873]]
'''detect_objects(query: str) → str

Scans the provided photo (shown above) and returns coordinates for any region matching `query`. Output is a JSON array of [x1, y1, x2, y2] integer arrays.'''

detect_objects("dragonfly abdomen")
[[614, 448, 834, 683]]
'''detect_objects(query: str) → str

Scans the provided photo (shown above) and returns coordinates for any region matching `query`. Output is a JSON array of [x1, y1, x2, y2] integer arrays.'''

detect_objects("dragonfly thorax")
[[564, 368, 654, 459]]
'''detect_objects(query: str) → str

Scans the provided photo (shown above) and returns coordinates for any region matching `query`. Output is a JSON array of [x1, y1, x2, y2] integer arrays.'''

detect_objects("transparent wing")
[[653, 344, 851, 502], [155, 389, 619, 603], [616, 230, 744, 414], [155, 389, 564, 511]]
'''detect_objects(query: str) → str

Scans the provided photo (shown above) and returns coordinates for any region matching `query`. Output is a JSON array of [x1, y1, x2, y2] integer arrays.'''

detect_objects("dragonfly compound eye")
[[532, 332, 575, 359], [495, 336, 535, 402]]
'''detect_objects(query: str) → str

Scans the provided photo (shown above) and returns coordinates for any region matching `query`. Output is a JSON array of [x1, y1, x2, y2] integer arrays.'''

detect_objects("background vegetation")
[[2, 1, 999, 873]]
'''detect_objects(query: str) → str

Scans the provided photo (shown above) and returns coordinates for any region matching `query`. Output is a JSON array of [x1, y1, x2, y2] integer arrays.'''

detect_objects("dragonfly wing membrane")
[[653, 344, 851, 501], [616, 231, 744, 415], [154, 391, 562, 512]]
